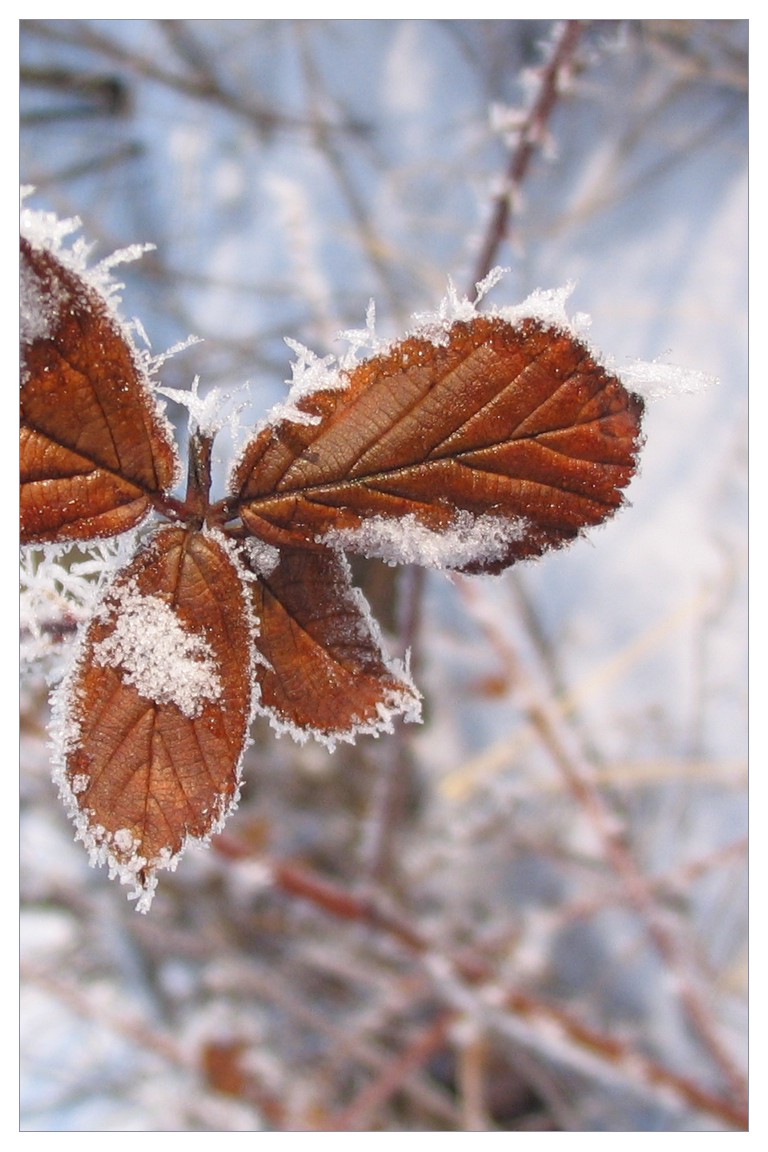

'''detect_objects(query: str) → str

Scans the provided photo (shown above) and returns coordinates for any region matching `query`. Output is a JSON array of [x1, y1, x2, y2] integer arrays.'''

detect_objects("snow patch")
[[92, 586, 223, 719], [242, 536, 281, 579], [321, 510, 528, 571]]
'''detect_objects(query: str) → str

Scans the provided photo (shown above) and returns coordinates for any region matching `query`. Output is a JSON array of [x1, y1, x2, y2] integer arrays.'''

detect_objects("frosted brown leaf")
[[20, 237, 179, 545], [230, 316, 644, 573], [56, 526, 253, 908], [248, 545, 420, 745]]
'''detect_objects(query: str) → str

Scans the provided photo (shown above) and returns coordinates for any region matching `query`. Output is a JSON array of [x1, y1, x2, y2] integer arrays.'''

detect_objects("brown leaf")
[[231, 316, 644, 573], [249, 546, 420, 745], [20, 237, 179, 545], [54, 526, 253, 909]]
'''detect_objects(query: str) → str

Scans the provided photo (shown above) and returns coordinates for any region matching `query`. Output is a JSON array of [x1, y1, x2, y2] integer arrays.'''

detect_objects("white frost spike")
[[148, 334, 202, 377], [21, 196, 155, 307], [496, 282, 584, 334], [408, 275, 587, 349], [489, 102, 529, 140], [20, 533, 141, 676], [260, 338, 346, 428], [336, 298, 382, 368], [157, 375, 240, 438], [473, 265, 510, 303], [96, 243, 153, 276], [408, 275, 478, 344], [93, 587, 223, 718], [20, 188, 82, 260]]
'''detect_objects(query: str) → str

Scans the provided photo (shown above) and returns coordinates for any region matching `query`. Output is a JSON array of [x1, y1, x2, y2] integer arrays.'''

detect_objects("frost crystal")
[[93, 587, 223, 718], [618, 358, 714, 401], [265, 339, 346, 427], [156, 373, 245, 439], [20, 186, 83, 259], [336, 299, 383, 367]]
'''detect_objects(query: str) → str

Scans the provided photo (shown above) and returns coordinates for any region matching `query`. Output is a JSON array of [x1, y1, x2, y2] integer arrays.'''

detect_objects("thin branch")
[[212, 835, 747, 1130], [469, 19, 585, 292], [23, 20, 365, 140], [325, 1015, 452, 1131], [454, 575, 748, 1112]]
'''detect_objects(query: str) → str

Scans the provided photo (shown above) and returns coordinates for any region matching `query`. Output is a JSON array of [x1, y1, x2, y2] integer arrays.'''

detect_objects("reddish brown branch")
[[212, 836, 747, 1130], [454, 575, 747, 1117], [470, 19, 585, 292], [325, 1015, 453, 1131]]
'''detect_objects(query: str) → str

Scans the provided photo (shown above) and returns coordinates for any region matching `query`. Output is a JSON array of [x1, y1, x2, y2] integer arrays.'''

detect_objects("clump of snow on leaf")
[[242, 537, 281, 579], [322, 511, 527, 571], [93, 585, 223, 719]]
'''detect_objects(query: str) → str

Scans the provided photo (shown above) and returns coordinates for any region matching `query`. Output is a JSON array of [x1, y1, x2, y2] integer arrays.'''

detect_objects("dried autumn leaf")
[[248, 546, 420, 745], [231, 316, 644, 573], [53, 526, 253, 910], [20, 236, 179, 545]]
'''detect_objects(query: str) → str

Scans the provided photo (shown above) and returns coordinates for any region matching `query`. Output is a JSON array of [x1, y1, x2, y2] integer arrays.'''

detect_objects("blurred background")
[[19, 19, 747, 1132]]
